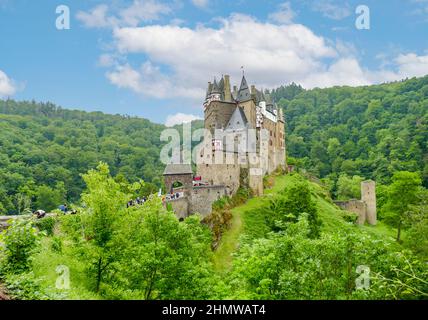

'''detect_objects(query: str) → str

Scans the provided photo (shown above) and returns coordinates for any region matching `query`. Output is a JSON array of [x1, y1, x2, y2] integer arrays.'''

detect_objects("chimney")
[[224, 75, 232, 102], [251, 85, 256, 94], [233, 85, 238, 97], [251, 85, 257, 100]]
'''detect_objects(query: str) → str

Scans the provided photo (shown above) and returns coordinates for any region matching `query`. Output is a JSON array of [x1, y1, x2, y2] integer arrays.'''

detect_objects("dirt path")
[[212, 208, 243, 274], [211, 175, 286, 274], [0, 284, 11, 300]]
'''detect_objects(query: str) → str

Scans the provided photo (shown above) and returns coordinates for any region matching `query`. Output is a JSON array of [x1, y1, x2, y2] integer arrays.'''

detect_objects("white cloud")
[[268, 2, 295, 24], [98, 54, 117, 67], [106, 62, 203, 99], [106, 64, 143, 93], [301, 58, 370, 88], [411, 0, 428, 18], [192, 0, 209, 9], [311, 1, 351, 20], [165, 113, 202, 127], [302, 53, 428, 89], [0, 70, 17, 98], [76, 4, 116, 29], [77, 0, 171, 29], [111, 14, 338, 98], [395, 53, 428, 78], [119, 0, 171, 27], [91, 9, 428, 101]]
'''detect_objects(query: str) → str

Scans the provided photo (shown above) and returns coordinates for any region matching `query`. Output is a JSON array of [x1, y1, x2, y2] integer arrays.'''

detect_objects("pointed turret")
[[225, 106, 250, 131], [212, 79, 221, 94], [237, 75, 251, 102], [206, 81, 212, 99]]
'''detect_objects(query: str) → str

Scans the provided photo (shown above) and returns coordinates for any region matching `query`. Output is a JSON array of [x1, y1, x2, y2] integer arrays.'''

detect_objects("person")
[[59, 204, 66, 213], [34, 210, 46, 219]]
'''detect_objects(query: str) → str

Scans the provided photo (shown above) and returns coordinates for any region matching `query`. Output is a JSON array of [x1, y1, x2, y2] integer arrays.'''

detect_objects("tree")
[[336, 174, 364, 200], [34, 182, 66, 212], [80, 162, 131, 292], [116, 201, 215, 300], [383, 171, 423, 242], [266, 174, 321, 238], [0, 219, 40, 274], [14, 193, 32, 215], [404, 189, 428, 258]]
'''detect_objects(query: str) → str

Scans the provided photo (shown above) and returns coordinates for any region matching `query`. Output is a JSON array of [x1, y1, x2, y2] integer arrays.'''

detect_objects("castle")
[[334, 180, 377, 225], [163, 74, 287, 219]]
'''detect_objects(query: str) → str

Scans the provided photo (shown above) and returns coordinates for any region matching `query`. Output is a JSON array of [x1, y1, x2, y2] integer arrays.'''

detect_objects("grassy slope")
[[212, 174, 399, 274]]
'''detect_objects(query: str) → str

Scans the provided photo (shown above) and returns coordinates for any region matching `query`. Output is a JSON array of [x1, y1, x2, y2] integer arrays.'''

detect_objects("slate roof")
[[225, 106, 250, 131], [211, 79, 221, 94], [237, 76, 251, 102], [163, 164, 193, 175]]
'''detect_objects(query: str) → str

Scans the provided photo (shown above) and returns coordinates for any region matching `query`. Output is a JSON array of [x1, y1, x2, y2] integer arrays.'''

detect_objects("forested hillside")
[[0, 100, 166, 214], [0, 77, 427, 300], [1, 76, 428, 214], [273, 76, 428, 191]]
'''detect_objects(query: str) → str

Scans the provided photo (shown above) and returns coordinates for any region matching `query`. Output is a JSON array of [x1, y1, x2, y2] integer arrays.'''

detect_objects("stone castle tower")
[[196, 74, 287, 197], [335, 180, 377, 225], [361, 180, 376, 225], [164, 73, 287, 218]]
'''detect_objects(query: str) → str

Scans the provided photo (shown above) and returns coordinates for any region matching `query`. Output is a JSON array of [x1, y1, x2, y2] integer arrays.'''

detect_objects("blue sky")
[[0, 0, 427, 126]]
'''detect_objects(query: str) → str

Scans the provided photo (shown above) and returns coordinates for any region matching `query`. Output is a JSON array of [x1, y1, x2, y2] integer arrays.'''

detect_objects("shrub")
[[34, 216, 57, 236], [3, 272, 46, 300], [0, 219, 40, 274]]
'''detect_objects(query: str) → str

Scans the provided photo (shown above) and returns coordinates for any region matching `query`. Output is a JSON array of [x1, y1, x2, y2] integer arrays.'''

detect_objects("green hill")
[[212, 173, 427, 300], [0, 100, 168, 215], [213, 173, 399, 274], [273, 76, 428, 189]]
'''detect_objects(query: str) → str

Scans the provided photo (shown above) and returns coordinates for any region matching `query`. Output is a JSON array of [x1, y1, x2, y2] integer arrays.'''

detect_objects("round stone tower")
[[361, 180, 376, 225]]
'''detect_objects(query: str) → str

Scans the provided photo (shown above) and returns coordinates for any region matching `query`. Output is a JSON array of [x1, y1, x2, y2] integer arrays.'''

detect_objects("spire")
[[237, 75, 251, 102], [225, 106, 250, 131], [206, 81, 212, 98], [211, 78, 221, 94]]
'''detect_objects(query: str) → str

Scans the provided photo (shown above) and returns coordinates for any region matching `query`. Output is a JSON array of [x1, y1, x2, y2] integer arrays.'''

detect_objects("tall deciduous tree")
[[384, 171, 422, 242]]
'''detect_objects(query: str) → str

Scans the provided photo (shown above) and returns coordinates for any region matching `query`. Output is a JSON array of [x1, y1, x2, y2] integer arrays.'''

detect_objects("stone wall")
[[190, 185, 227, 218], [197, 162, 241, 197], [334, 180, 377, 225], [164, 173, 193, 196], [238, 99, 257, 127], [249, 168, 264, 196], [169, 198, 189, 220], [204, 100, 236, 130], [362, 180, 377, 225], [334, 200, 367, 225]]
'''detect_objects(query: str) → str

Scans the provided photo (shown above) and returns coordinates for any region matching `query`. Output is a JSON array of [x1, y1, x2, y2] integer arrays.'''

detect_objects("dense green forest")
[[0, 76, 427, 300], [273, 76, 428, 190], [0, 100, 167, 214], [0, 167, 426, 300]]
